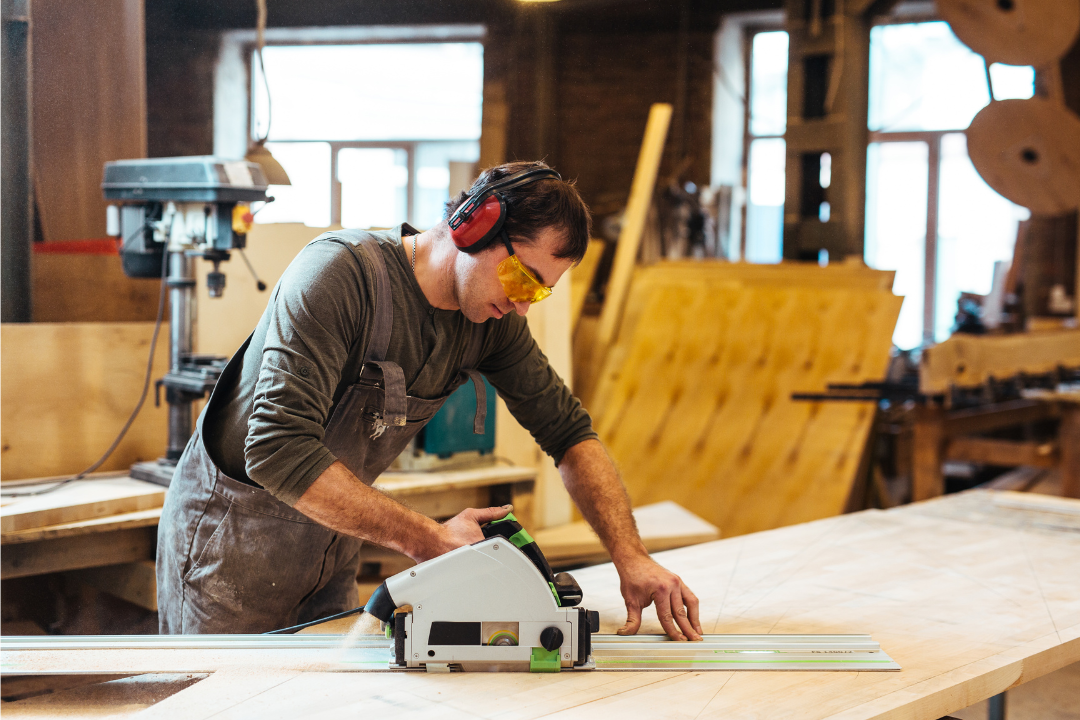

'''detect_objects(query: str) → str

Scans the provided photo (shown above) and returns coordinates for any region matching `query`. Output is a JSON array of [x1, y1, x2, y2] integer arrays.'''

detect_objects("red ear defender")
[[450, 194, 506, 253], [447, 167, 563, 254]]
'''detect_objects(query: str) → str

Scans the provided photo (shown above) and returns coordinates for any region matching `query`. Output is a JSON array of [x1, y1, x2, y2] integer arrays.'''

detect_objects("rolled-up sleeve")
[[479, 315, 597, 466], [245, 240, 370, 505]]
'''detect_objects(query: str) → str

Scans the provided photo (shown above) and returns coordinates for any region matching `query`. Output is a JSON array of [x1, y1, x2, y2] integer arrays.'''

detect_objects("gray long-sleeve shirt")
[[201, 225, 597, 506]]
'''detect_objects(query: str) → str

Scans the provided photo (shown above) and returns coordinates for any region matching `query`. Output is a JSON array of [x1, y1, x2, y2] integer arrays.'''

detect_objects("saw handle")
[[481, 513, 583, 608]]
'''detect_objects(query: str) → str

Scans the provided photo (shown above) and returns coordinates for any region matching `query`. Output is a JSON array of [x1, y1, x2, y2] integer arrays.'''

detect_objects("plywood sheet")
[[0, 322, 170, 481], [0, 477, 164, 533], [587, 263, 901, 537], [532, 500, 718, 564]]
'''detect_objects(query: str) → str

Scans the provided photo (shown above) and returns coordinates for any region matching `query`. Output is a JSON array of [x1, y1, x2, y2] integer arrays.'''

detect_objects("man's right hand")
[[420, 504, 513, 562]]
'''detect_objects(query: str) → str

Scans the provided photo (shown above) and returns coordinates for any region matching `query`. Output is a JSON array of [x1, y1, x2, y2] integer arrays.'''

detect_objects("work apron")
[[157, 235, 488, 634]]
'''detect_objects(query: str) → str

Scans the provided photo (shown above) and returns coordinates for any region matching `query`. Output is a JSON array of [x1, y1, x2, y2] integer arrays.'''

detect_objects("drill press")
[[102, 156, 269, 486]]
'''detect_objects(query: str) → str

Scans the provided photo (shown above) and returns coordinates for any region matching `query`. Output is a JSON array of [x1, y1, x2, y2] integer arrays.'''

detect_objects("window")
[[250, 42, 484, 229], [743, 30, 789, 264], [865, 21, 1032, 349]]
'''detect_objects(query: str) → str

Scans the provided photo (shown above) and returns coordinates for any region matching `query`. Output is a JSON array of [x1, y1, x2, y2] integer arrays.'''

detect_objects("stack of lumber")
[[580, 260, 901, 538]]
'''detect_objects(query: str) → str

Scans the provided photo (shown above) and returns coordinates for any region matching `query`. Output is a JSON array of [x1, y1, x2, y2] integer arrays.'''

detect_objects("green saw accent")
[[508, 528, 534, 548], [548, 581, 561, 606], [530, 647, 561, 673], [490, 512, 517, 525], [385, 624, 392, 639]]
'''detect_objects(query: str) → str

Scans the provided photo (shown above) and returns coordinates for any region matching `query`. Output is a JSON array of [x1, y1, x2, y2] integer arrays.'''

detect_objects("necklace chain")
[[411, 234, 417, 273]]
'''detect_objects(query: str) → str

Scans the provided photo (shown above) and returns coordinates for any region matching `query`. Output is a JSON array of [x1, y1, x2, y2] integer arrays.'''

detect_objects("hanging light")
[[244, 0, 291, 185]]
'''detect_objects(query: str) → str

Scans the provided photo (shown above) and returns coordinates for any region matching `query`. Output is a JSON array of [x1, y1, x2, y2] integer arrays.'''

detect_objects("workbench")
[[0, 465, 538, 611], [3, 489, 1078, 719]]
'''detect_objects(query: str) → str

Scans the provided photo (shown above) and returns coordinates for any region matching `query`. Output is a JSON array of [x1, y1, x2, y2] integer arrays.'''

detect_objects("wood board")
[[570, 239, 605, 330], [920, 329, 1080, 394], [3, 490, 1078, 720], [0, 477, 164, 534], [0, 322, 170, 481], [532, 500, 719, 565], [586, 262, 901, 537]]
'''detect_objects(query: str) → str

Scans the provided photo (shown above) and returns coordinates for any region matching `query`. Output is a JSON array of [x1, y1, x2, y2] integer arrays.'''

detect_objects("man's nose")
[[512, 301, 530, 316]]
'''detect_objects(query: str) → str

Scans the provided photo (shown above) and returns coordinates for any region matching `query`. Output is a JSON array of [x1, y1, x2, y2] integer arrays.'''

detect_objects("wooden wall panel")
[[32, 254, 162, 323], [587, 263, 901, 538], [1, 322, 169, 481], [32, 0, 146, 242]]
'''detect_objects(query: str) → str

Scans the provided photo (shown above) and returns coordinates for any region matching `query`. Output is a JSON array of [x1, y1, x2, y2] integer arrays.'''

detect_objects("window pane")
[[935, 133, 1030, 341], [339, 148, 408, 229], [988, 62, 1035, 100], [750, 31, 789, 136], [745, 138, 785, 264], [865, 141, 929, 350], [253, 142, 331, 227], [413, 141, 480, 230], [868, 22, 1033, 132], [253, 43, 483, 141]]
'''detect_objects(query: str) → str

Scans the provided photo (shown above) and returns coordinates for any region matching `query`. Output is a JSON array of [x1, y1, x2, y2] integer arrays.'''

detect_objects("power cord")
[[1, 238, 171, 498], [263, 606, 366, 635]]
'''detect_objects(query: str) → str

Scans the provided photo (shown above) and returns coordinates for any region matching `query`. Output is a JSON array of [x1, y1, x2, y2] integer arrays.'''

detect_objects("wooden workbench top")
[[4, 490, 1079, 719]]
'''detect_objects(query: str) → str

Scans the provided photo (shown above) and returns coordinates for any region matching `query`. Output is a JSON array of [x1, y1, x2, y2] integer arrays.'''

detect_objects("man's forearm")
[[558, 439, 648, 566], [293, 461, 445, 562]]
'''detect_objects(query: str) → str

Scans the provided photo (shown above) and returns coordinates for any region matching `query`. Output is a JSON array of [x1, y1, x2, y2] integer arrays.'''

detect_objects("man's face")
[[452, 226, 575, 323]]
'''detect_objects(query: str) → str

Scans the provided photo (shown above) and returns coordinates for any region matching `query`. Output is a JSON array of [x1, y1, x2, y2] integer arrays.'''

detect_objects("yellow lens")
[[497, 254, 553, 304]]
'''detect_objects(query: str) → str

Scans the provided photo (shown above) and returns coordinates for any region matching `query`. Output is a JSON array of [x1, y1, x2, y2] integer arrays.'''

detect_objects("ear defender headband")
[[448, 168, 563, 254]]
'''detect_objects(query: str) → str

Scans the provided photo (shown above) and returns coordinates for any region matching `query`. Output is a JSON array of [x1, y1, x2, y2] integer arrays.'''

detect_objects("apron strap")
[[366, 360, 407, 427], [461, 369, 487, 434], [354, 238, 408, 427], [459, 321, 489, 434], [357, 240, 394, 363]]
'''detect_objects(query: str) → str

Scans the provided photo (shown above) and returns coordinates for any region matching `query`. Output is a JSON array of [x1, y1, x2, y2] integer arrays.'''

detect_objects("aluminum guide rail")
[[1, 634, 901, 674]]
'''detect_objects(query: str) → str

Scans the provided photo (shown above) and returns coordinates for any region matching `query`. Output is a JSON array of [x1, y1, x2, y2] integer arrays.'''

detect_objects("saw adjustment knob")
[[540, 626, 563, 652]]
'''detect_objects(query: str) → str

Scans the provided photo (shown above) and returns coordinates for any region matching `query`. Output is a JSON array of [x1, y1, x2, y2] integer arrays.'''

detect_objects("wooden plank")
[[570, 239, 605, 329], [1, 526, 155, 579], [648, 259, 895, 290], [0, 477, 164, 533], [373, 466, 535, 497], [920, 330, 1080, 394], [392, 487, 490, 521], [532, 501, 719, 565], [590, 103, 672, 386], [31, 0, 146, 244], [942, 399, 1059, 436], [0, 507, 161, 545], [0, 322, 170, 481], [66, 560, 158, 611], [5, 492, 1079, 720], [586, 264, 901, 537], [946, 437, 1058, 468]]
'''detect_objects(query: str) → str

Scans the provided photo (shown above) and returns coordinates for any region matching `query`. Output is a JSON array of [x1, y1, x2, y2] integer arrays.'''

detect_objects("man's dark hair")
[[444, 161, 592, 264]]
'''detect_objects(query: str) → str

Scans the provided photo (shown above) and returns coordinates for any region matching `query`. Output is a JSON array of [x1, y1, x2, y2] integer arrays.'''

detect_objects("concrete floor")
[[952, 661, 1080, 720]]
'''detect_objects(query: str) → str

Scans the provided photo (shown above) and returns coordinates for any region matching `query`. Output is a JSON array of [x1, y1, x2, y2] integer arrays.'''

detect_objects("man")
[[157, 161, 702, 641]]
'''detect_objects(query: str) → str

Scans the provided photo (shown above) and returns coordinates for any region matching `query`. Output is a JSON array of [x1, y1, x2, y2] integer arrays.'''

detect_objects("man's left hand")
[[616, 556, 703, 641]]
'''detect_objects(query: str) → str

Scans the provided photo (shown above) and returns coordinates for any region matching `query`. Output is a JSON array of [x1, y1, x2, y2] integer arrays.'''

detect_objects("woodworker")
[[157, 161, 703, 641]]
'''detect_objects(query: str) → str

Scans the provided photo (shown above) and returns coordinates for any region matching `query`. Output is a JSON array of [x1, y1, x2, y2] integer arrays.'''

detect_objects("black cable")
[[263, 606, 365, 635], [0, 242, 171, 498]]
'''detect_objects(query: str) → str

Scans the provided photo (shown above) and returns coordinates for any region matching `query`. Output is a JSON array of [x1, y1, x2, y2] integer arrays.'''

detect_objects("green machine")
[[398, 375, 497, 469]]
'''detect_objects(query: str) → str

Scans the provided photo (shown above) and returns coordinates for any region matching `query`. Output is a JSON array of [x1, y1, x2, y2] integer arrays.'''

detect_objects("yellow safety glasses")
[[496, 233, 553, 304]]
